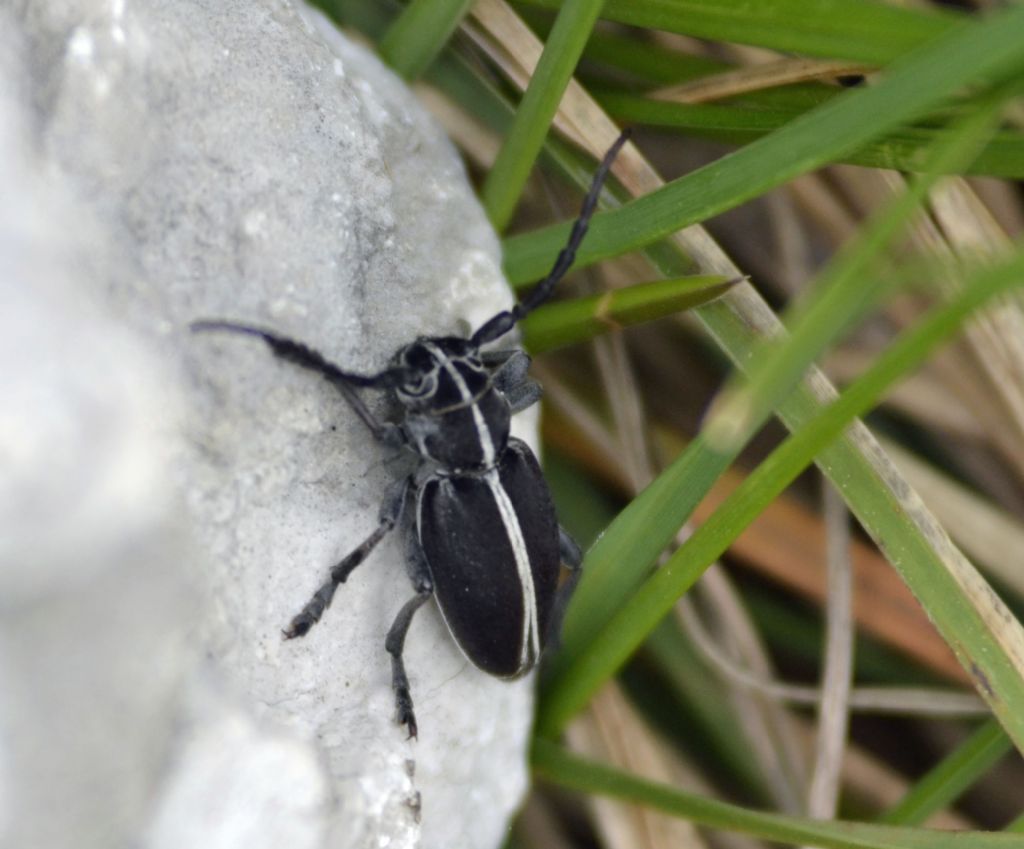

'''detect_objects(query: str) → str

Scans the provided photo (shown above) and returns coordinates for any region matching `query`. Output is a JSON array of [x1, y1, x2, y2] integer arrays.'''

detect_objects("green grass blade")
[[378, 0, 474, 79], [521, 275, 733, 353], [480, 0, 606, 230], [642, 620, 775, 801], [703, 91, 1009, 454], [549, 84, 999, 685], [548, 430, 728, 682], [503, 5, 1024, 286], [597, 94, 1024, 179], [532, 741, 1024, 849], [580, 26, 726, 85], [514, 0, 960, 65], [879, 721, 1013, 826], [538, 247, 1024, 741]]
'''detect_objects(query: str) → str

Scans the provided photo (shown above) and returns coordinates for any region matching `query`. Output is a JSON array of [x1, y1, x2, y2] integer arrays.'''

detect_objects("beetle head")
[[393, 337, 488, 411]]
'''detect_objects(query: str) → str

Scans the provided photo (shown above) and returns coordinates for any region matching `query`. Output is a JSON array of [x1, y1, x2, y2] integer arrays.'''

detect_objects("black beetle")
[[193, 130, 629, 737]]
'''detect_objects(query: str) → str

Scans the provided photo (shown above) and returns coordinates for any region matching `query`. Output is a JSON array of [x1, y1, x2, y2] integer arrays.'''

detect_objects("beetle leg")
[[479, 348, 517, 368], [283, 476, 411, 639], [490, 351, 541, 412], [385, 533, 435, 738], [503, 379, 543, 414], [541, 527, 584, 654], [558, 526, 583, 571], [385, 591, 432, 740], [489, 349, 531, 386], [492, 352, 543, 413]]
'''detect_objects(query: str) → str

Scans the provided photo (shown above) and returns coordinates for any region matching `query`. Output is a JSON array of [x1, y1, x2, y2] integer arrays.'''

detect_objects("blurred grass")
[[317, 0, 1024, 843], [538, 246, 1024, 740], [479, 0, 606, 229], [533, 739, 1024, 848], [512, 0, 962, 65]]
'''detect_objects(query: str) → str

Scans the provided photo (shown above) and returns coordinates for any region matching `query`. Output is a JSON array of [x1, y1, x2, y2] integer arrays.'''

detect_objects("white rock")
[[0, 2, 534, 848]]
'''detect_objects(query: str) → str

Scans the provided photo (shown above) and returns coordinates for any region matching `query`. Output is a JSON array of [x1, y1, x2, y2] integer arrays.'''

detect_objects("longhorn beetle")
[[192, 130, 630, 738]]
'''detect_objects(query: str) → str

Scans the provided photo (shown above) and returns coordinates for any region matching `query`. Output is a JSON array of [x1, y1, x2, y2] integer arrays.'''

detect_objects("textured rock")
[[0, 2, 533, 847]]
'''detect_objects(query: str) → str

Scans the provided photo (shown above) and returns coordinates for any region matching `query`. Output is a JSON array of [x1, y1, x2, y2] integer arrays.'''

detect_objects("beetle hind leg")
[[542, 526, 585, 654], [559, 526, 583, 571], [383, 532, 436, 739], [385, 586, 433, 739]]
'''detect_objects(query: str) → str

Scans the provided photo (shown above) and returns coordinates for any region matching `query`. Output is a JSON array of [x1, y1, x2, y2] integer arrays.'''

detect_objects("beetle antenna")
[[191, 320, 410, 444], [514, 128, 631, 320], [190, 320, 406, 389], [471, 128, 631, 346]]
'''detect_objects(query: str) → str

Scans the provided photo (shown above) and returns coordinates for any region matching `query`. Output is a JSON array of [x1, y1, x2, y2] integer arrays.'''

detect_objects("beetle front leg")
[[488, 349, 531, 387], [503, 379, 542, 414], [283, 476, 410, 639], [490, 351, 542, 413]]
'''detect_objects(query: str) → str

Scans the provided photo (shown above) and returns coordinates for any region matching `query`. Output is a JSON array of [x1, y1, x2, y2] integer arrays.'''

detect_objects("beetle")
[[192, 130, 630, 737]]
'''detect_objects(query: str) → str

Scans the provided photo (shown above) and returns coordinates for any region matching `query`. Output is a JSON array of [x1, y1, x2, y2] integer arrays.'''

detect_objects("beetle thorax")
[[395, 337, 511, 471]]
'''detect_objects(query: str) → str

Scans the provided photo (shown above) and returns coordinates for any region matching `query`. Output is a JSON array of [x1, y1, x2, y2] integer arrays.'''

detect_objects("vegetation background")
[[316, 1, 1024, 846]]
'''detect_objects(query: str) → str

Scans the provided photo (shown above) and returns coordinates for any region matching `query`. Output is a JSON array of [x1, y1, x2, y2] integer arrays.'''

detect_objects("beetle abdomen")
[[418, 439, 561, 677]]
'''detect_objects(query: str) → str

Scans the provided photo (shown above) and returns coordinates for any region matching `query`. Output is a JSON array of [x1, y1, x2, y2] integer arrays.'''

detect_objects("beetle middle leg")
[[284, 476, 411, 639], [385, 537, 435, 739]]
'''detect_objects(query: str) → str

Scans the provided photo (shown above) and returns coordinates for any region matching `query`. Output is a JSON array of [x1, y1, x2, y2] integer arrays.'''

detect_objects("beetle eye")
[[403, 372, 435, 397]]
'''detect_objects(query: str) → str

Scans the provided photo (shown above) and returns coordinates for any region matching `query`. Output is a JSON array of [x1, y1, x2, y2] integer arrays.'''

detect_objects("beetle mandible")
[[192, 130, 630, 738]]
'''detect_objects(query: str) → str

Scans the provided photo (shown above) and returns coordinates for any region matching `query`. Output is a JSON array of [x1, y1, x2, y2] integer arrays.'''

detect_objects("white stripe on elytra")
[[485, 469, 539, 669], [423, 341, 496, 467]]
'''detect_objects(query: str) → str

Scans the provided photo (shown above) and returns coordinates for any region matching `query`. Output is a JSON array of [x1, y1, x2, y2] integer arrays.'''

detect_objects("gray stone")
[[0, 2, 534, 847]]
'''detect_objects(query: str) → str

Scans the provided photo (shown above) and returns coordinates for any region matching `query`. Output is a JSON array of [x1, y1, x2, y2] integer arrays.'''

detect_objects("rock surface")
[[0, 2, 533, 847]]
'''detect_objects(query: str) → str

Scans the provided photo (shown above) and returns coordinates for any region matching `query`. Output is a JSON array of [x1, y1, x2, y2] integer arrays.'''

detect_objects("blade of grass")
[[596, 93, 1024, 179], [703, 90, 1009, 454], [502, 5, 1024, 286], [479, 0, 606, 230], [552, 88, 1005, 678], [378, 0, 474, 79], [520, 275, 734, 353], [321, 0, 1024, 760], [879, 720, 1013, 827], [538, 246, 1024, 742], [513, 0, 961, 66], [550, 428, 729, 681], [642, 619, 777, 803], [580, 25, 726, 86], [532, 740, 1024, 849]]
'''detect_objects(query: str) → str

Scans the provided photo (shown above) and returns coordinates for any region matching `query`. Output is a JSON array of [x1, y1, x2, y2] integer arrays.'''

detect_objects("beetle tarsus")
[[283, 616, 314, 640], [394, 675, 418, 740]]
